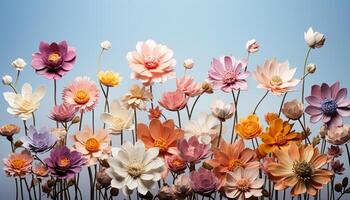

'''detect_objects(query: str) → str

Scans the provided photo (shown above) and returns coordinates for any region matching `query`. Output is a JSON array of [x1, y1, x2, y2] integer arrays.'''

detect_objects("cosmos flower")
[[211, 98, 235, 121], [176, 76, 203, 97], [98, 70, 122, 87], [177, 136, 212, 164], [235, 114, 263, 139], [122, 84, 152, 111], [304, 27, 325, 49], [21, 126, 57, 154], [159, 89, 188, 111], [3, 150, 33, 177], [49, 103, 76, 122], [190, 167, 219, 196]]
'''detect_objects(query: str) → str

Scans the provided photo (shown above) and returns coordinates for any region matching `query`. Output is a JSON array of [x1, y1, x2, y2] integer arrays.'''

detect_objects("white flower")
[[183, 59, 194, 69], [246, 39, 259, 53], [210, 98, 235, 121], [11, 58, 27, 71], [304, 27, 325, 48], [100, 41, 112, 50], [307, 63, 316, 74], [2, 75, 13, 85], [3, 83, 45, 120], [107, 141, 164, 196], [100, 99, 134, 135]]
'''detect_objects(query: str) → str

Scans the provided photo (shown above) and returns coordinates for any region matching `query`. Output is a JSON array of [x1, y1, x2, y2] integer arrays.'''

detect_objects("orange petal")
[[288, 142, 300, 162], [291, 181, 306, 196], [149, 119, 163, 140]]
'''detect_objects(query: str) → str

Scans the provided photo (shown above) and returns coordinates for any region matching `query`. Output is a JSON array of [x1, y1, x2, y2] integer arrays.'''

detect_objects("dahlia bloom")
[[208, 56, 249, 93], [31, 41, 76, 80], [148, 106, 162, 120], [176, 76, 203, 97], [0, 124, 20, 137], [235, 114, 263, 139], [190, 167, 219, 196], [246, 39, 259, 53], [305, 82, 350, 127], [158, 89, 188, 111], [324, 124, 350, 145], [3, 150, 33, 177], [122, 84, 152, 111], [282, 99, 304, 120], [166, 155, 187, 173], [177, 136, 212, 164], [62, 76, 99, 113], [126, 40, 176, 86], [21, 126, 57, 154], [172, 175, 193, 200], [211, 98, 235, 121], [304, 27, 325, 49], [49, 103, 76, 122], [253, 58, 300, 95], [98, 70, 122, 87]]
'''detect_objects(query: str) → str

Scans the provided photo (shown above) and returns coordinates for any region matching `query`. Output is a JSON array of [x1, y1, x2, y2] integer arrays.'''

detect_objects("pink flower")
[[178, 136, 211, 163], [327, 145, 343, 158], [49, 103, 76, 122], [126, 40, 176, 86], [325, 125, 350, 145], [190, 167, 219, 196], [159, 89, 188, 111], [208, 56, 250, 93], [176, 76, 203, 97], [62, 77, 99, 113], [246, 39, 259, 53], [166, 155, 187, 173], [3, 150, 33, 177]]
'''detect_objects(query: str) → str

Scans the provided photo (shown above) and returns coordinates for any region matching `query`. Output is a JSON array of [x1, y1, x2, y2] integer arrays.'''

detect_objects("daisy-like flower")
[[176, 76, 203, 97], [3, 83, 45, 120], [71, 126, 111, 166], [122, 84, 152, 111], [100, 99, 134, 135], [126, 39, 176, 86], [253, 58, 300, 95], [107, 141, 164, 196], [3, 150, 33, 177], [211, 98, 235, 121], [267, 143, 333, 196], [98, 70, 122, 87], [305, 82, 350, 127], [21, 126, 57, 154], [208, 56, 250, 93], [62, 76, 99, 113]]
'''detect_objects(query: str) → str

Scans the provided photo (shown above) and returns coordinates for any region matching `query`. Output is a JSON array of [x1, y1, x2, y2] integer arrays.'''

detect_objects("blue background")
[[0, 0, 350, 199]]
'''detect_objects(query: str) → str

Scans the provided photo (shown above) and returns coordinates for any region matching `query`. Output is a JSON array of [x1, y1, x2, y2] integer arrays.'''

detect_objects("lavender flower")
[[21, 126, 57, 154]]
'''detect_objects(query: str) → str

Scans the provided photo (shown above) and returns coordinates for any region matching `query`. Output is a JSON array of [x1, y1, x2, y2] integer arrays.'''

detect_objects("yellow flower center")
[[11, 158, 25, 169], [275, 135, 288, 146], [48, 53, 61, 62], [58, 157, 70, 168], [85, 138, 100, 152], [236, 179, 250, 192], [271, 75, 283, 86], [74, 90, 90, 104], [293, 161, 313, 180], [127, 162, 144, 178], [154, 138, 168, 151], [227, 159, 243, 171]]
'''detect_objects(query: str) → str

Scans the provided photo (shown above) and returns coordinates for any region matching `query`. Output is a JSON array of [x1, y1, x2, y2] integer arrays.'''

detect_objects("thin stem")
[[20, 178, 24, 200], [9, 83, 18, 93], [298, 119, 311, 144], [92, 109, 95, 133], [278, 93, 288, 117], [176, 110, 182, 128], [78, 112, 84, 131], [32, 112, 36, 127], [134, 108, 138, 142], [217, 121, 223, 147], [120, 130, 123, 145], [15, 178, 19, 200], [189, 95, 202, 119], [253, 91, 269, 114], [15, 71, 20, 86], [23, 120, 28, 136], [150, 85, 154, 109], [301, 47, 312, 126], [230, 91, 239, 144], [97, 49, 104, 72], [23, 178, 32, 200], [88, 167, 94, 200], [345, 143, 350, 168]]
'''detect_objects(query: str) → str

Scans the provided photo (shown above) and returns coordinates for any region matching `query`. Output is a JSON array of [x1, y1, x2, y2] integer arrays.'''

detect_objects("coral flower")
[[177, 136, 212, 164], [126, 39, 176, 86], [62, 76, 99, 113], [253, 58, 300, 95], [31, 41, 76, 80], [208, 56, 249, 93], [176, 76, 203, 97], [190, 167, 219, 196], [159, 89, 188, 111], [32, 163, 49, 177], [235, 114, 263, 139], [148, 106, 162, 120], [122, 84, 152, 111], [3, 150, 33, 177], [166, 155, 187, 173], [267, 143, 332, 196], [49, 103, 76, 122], [98, 70, 122, 87]]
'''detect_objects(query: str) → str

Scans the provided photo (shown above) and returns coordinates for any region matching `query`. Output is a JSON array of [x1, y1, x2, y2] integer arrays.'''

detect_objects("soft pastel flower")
[[253, 58, 300, 95], [148, 106, 162, 120], [210, 98, 235, 121], [21, 126, 57, 154], [166, 155, 187, 173], [172, 175, 192, 200], [3, 83, 45, 120], [62, 76, 99, 113], [304, 27, 325, 49], [107, 141, 164, 196], [100, 41, 112, 50], [190, 167, 219, 196], [177, 136, 211, 163], [183, 59, 194, 69], [282, 99, 304, 120], [51, 128, 67, 141], [49, 103, 76, 122], [264, 112, 279, 125], [0, 124, 20, 137], [327, 145, 343, 158], [2, 75, 12, 85], [126, 39, 176, 86], [261, 157, 275, 176], [159, 89, 188, 111], [208, 56, 249, 93], [32, 163, 49, 177], [31, 41, 76, 80], [267, 143, 332, 196], [307, 63, 316, 74], [324, 124, 350, 145], [331, 160, 345, 175], [11, 58, 27, 71], [246, 39, 259, 53], [3, 150, 32, 177], [235, 114, 263, 139], [98, 70, 122, 87], [202, 81, 214, 94], [96, 168, 112, 188], [176, 76, 203, 97], [122, 84, 152, 110], [319, 125, 328, 138], [305, 82, 350, 127], [158, 185, 175, 200]]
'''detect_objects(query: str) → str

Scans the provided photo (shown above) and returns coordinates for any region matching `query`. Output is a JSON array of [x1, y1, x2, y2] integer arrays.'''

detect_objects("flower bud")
[[100, 41, 112, 50], [246, 39, 259, 53], [110, 188, 119, 196], [2, 75, 12, 85], [183, 59, 194, 69], [307, 63, 316, 74], [11, 58, 27, 71], [71, 116, 81, 124], [201, 81, 213, 94]]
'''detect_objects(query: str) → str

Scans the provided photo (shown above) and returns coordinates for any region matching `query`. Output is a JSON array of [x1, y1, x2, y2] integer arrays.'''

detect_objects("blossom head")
[[264, 112, 279, 125], [211, 98, 235, 121], [235, 114, 262, 139], [100, 41, 112, 50], [2, 75, 12, 85], [166, 155, 187, 173], [122, 84, 152, 111], [3, 150, 32, 177], [11, 58, 27, 71], [172, 175, 192, 199], [190, 167, 219, 196], [282, 99, 304, 120], [49, 103, 76, 122], [158, 185, 175, 200], [148, 106, 162, 120], [21, 126, 57, 154], [304, 27, 325, 49], [0, 124, 20, 137], [96, 168, 112, 188], [176, 76, 203, 97], [178, 136, 211, 163], [98, 70, 122, 87], [183, 59, 194, 69], [32, 163, 49, 177], [324, 125, 350, 145], [331, 160, 345, 175], [159, 89, 188, 111], [327, 145, 343, 158], [246, 39, 259, 53]]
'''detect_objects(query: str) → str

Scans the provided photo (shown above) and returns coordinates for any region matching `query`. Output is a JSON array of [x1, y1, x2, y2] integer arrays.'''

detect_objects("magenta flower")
[[31, 41, 76, 80], [208, 56, 249, 93], [305, 82, 350, 127], [49, 103, 77, 122], [190, 167, 219, 196], [177, 136, 211, 164]]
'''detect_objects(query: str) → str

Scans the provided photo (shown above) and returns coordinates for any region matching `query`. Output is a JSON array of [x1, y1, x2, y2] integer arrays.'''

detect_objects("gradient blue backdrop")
[[1, 0, 350, 199]]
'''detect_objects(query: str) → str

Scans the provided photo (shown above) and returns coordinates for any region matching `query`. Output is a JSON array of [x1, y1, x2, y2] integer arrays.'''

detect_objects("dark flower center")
[[223, 71, 236, 84], [321, 99, 337, 115], [293, 161, 313, 180]]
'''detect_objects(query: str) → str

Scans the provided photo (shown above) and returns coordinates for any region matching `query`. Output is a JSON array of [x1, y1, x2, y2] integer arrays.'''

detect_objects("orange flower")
[[264, 112, 279, 125], [148, 106, 162, 120], [267, 143, 332, 196], [235, 114, 262, 139]]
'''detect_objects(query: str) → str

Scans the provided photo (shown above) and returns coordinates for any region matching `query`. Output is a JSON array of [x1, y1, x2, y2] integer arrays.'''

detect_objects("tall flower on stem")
[[176, 76, 203, 97], [3, 150, 33, 177], [21, 126, 57, 154], [122, 84, 152, 111], [159, 89, 188, 111], [98, 70, 122, 87], [235, 114, 262, 139], [49, 103, 77, 123], [177, 136, 211, 164]]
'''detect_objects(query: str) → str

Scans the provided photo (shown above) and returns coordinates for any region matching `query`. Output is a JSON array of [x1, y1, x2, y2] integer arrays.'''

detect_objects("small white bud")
[[2, 75, 13, 85], [183, 59, 194, 69], [11, 58, 26, 71], [307, 63, 316, 74], [100, 41, 112, 50]]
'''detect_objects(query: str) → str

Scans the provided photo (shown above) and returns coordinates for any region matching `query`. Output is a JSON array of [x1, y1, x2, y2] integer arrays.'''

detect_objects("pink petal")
[[337, 107, 350, 117], [330, 81, 340, 99], [305, 96, 321, 107], [65, 48, 76, 62], [224, 56, 233, 71], [311, 85, 322, 99], [305, 106, 322, 115], [335, 88, 347, 103], [322, 115, 331, 123], [321, 83, 331, 99], [310, 113, 323, 123], [212, 58, 225, 74], [328, 114, 342, 127], [338, 99, 350, 107], [61, 62, 74, 71]]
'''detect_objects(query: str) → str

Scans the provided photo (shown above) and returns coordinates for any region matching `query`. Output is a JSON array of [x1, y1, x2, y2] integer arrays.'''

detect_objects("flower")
[[267, 143, 333, 196], [190, 167, 219, 196], [177, 136, 211, 163], [122, 84, 152, 110], [3, 150, 32, 177], [44, 146, 86, 179], [246, 39, 259, 53], [100, 41, 112, 50], [282, 99, 304, 120], [2, 75, 12, 85], [183, 59, 194, 69], [202, 81, 214, 94], [304, 27, 325, 49], [100, 99, 134, 135], [158, 185, 175, 200], [71, 126, 111, 166], [62, 76, 99, 113], [21, 126, 57, 154], [176, 76, 203, 97], [49, 103, 76, 122], [210, 98, 235, 121], [264, 112, 279, 125], [166, 155, 186, 173], [307, 63, 316, 74], [331, 160, 345, 175], [224, 167, 263, 200], [235, 114, 263, 139], [0, 124, 20, 137], [11, 58, 27, 71], [51, 128, 67, 141], [327, 145, 343, 158], [98, 71, 122, 87], [3, 83, 45, 120], [31, 41, 76, 80], [32, 163, 49, 177], [158, 89, 188, 111], [126, 39, 176, 86], [324, 125, 350, 145], [261, 157, 275, 176], [106, 141, 164, 196], [208, 56, 250, 93], [253, 58, 300, 95], [96, 168, 112, 188], [172, 175, 192, 200], [148, 106, 162, 120], [305, 82, 350, 127]]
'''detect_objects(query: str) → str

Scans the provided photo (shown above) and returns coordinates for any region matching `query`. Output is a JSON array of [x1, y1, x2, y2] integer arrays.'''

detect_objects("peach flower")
[[325, 124, 350, 145], [148, 106, 162, 120], [282, 99, 304, 120], [235, 114, 263, 139], [176, 76, 203, 97], [3, 150, 33, 177], [159, 89, 188, 111], [122, 84, 152, 111]]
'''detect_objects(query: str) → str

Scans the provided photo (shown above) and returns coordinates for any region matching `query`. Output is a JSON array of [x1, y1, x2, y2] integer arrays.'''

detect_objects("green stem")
[[298, 119, 311, 144], [217, 121, 223, 148], [189, 94, 202, 119]]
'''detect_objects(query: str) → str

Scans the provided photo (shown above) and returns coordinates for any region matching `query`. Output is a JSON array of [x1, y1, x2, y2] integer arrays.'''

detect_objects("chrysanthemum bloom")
[[62, 76, 99, 113], [44, 146, 86, 179], [246, 39, 259, 53], [211, 99, 235, 121], [282, 99, 304, 120], [98, 70, 122, 87], [71, 126, 111, 166], [107, 141, 164, 196], [49, 103, 76, 122], [327, 145, 343, 158], [331, 160, 345, 175], [177, 136, 212, 164], [122, 84, 152, 111], [324, 124, 350, 145], [172, 175, 192, 200], [253, 58, 300, 95], [21, 126, 57, 154], [166, 155, 187, 173], [190, 167, 219, 196], [267, 143, 333, 196], [158, 89, 188, 111], [176, 76, 203, 97], [206, 139, 259, 186], [100, 99, 134, 135], [3, 150, 32, 177], [305, 82, 350, 127], [31, 41, 76, 80], [0, 124, 20, 137], [126, 39, 176, 86], [224, 167, 263, 200], [208, 56, 249, 93], [235, 114, 263, 139], [264, 112, 279, 125], [148, 106, 162, 120], [304, 27, 325, 49], [32, 163, 49, 178], [3, 83, 45, 120], [158, 185, 175, 200]]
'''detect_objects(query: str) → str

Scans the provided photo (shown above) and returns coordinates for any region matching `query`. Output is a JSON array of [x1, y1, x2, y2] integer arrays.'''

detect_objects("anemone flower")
[[21, 126, 57, 154]]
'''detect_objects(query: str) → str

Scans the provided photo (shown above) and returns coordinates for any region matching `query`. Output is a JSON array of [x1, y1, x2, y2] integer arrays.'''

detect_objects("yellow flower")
[[98, 70, 122, 87], [235, 114, 262, 139]]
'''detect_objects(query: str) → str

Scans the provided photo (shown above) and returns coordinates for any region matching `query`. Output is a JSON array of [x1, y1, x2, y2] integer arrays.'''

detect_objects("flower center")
[[321, 99, 337, 115], [11, 158, 25, 169], [48, 53, 61, 62], [227, 159, 243, 171], [275, 134, 288, 146], [58, 157, 70, 168], [154, 138, 168, 151], [293, 161, 313, 180], [112, 117, 125, 130], [74, 90, 90, 104], [85, 138, 100, 152], [127, 162, 144, 178], [171, 158, 185, 168], [236, 179, 250, 192], [223, 71, 237, 84], [144, 56, 159, 69], [270, 75, 283, 86]]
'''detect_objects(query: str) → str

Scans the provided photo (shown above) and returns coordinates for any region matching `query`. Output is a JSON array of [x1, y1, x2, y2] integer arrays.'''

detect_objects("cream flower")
[[100, 41, 112, 50], [304, 27, 325, 49], [2, 75, 12, 85], [183, 59, 194, 69], [11, 58, 27, 71], [122, 84, 152, 111], [211, 98, 235, 121]]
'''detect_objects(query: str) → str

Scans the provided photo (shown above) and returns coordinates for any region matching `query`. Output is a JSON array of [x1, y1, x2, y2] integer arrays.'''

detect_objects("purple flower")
[[44, 146, 86, 179], [327, 145, 343, 158], [31, 41, 76, 80], [331, 160, 345, 175], [190, 167, 219, 196], [305, 82, 350, 127], [21, 126, 57, 154], [208, 56, 250, 93]]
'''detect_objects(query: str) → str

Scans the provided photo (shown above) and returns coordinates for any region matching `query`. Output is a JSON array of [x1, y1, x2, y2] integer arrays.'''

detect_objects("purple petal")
[[310, 113, 323, 123], [338, 99, 350, 107], [305, 96, 321, 107], [305, 105, 322, 115], [322, 115, 331, 123], [337, 107, 350, 117], [330, 81, 340, 99], [31, 53, 46, 70], [328, 114, 343, 127], [39, 41, 50, 54], [65, 48, 76, 62], [61, 62, 74, 71], [311, 85, 322, 100], [335, 88, 347, 103], [321, 83, 331, 99]]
